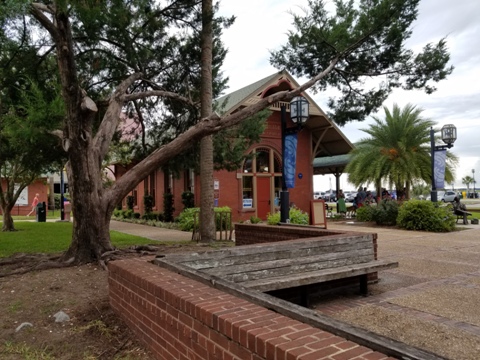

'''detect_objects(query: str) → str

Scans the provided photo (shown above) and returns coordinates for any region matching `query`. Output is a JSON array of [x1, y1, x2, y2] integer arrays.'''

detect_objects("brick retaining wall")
[[109, 258, 392, 360]]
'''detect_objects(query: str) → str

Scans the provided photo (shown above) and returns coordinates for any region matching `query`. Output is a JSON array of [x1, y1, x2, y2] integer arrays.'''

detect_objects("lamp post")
[[430, 124, 457, 203], [472, 169, 476, 199], [280, 96, 309, 223]]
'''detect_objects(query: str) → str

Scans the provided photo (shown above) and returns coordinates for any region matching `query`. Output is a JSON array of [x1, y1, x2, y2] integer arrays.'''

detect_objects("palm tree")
[[346, 104, 458, 199], [462, 176, 473, 197]]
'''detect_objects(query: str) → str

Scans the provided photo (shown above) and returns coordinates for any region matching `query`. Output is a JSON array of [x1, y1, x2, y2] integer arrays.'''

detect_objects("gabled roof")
[[216, 70, 354, 165]]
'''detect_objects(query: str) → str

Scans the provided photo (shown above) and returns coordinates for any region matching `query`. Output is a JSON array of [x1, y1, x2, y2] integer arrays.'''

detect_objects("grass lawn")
[[0, 221, 156, 258]]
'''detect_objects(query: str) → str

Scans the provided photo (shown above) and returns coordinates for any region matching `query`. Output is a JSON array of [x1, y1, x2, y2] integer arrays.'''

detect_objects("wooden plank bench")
[[453, 209, 472, 224], [154, 235, 398, 306]]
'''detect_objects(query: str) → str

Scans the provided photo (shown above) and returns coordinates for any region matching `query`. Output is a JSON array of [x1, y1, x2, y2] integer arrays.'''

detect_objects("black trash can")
[[36, 201, 46, 222]]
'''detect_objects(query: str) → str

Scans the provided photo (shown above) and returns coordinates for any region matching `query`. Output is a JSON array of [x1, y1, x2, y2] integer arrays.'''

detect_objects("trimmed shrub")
[[373, 200, 399, 225], [163, 192, 175, 222], [143, 194, 154, 214], [181, 191, 195, 209], [126, 196, 134, 210], [356, 205, 375, 222], [266, 207, 309, 225], [397, 200, 456, 232], [177, 207, 232, 232]]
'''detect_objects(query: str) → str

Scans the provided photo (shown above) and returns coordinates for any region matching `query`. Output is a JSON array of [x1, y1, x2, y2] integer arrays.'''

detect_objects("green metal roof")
[[216, 72, 282, 114]]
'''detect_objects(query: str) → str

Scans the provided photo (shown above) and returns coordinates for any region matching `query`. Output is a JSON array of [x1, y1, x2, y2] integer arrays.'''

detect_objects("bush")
[[397, 200, 456, 232], [266, 207, 309, 225], [177, 207, 199, 232], [113, 208, 122, 218], [126, 196, 134, 210], [181, 191, 195, 209], [163, 193, 175, 222], [176, 207, 232, 232], [122, 209, 134, 219], [249, 216, 262, 224], [133, 212, 141, 219], [373, 200, 399, 225], [143, 194, 154, 214], [356, 205, 375, 222]]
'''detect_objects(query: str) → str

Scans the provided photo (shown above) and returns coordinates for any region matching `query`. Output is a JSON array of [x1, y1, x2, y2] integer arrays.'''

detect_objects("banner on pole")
[[434, 149, 447, 189], [284, 133, 298, 188]]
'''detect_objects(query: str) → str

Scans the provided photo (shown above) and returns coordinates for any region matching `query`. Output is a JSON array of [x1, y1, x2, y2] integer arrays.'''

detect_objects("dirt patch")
[[0, 245, 206, 360]]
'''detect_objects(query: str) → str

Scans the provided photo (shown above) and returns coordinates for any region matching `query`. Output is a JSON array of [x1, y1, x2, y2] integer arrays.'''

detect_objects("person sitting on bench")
[[453, 196, 468, 225]]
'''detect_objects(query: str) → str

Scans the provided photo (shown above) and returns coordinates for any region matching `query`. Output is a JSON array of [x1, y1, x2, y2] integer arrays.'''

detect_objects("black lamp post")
[[472, 169, 476, 198], [430, 124, 457, 203], [280, 96, 309, 223]]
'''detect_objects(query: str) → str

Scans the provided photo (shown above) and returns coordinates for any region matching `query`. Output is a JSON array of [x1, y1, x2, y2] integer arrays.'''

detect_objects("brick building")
[[114, 70, 353, 222]]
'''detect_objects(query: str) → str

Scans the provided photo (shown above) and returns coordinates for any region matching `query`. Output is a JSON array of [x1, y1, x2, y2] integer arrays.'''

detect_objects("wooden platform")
[[153, 234, 398, 298]]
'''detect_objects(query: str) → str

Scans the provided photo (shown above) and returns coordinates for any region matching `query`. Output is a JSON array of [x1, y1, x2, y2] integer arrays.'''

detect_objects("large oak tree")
[[1, 0, 452, 264]]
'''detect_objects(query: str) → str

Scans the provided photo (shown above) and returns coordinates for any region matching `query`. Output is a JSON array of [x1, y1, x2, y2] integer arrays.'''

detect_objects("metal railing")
[[192, 210, 233, 242]]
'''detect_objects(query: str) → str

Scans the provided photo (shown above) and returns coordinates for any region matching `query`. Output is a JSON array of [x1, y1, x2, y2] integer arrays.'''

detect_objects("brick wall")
[[109, 258, 391, 360]]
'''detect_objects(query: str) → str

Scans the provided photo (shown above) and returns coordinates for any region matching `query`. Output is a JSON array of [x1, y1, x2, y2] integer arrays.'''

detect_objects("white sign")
[[243, 198, 253, 208], [214, 180, 219, 190], [14, 185, 29, 205]]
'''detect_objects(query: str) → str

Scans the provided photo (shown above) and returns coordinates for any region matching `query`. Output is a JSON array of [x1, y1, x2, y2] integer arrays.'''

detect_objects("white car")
[[442, 190, 460, 202]]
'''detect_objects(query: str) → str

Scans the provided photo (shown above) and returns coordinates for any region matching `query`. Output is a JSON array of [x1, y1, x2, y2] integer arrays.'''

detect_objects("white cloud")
[[218, 0, 480, 189]]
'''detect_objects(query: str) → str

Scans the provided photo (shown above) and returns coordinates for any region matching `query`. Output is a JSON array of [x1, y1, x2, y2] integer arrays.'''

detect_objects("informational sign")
[[214, 179, 219, 190], [14, 185, 29, 205], [243, 198, 253, 208]]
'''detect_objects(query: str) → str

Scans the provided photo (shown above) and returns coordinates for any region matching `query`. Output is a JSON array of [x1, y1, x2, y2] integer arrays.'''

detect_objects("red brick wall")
[[108, 258, 389, 360], [0, 179, 48, 216]]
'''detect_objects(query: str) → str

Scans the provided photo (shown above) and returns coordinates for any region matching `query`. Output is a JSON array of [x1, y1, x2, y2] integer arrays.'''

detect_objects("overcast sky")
[[218, 0, 480, 191]]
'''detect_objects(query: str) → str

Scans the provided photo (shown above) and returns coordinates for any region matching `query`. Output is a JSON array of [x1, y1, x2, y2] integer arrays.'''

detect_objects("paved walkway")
[[109, 220, 193, 241]]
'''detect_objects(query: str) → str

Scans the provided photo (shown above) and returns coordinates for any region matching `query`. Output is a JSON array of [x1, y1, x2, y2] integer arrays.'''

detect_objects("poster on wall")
[[14, 185, 29, 205], [243, 198, 253, 208]]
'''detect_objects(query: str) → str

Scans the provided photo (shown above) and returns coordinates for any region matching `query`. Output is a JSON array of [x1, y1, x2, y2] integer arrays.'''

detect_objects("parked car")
[[322, 191, 336, 202], [345, 192, 357, 202], [313, 191, 325, 200], [442, 190, 460, 202]]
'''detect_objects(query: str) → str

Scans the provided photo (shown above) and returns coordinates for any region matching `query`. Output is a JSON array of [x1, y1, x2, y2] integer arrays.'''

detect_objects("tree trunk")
[[1, 208, 15, 232], [199, 0, 215, 242]]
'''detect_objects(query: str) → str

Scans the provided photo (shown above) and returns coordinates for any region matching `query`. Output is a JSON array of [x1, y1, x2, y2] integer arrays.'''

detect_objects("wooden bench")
[[154, 235, 398, 306], [454, 209, 472, 224]]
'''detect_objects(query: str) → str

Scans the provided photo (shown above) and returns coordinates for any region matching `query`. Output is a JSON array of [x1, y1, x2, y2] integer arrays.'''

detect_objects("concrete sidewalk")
[[109, 220, 193, 242], [311, 221, 480, 359]]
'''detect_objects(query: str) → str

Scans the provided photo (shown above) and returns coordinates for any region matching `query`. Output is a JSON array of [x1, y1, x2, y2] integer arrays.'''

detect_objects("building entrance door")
[[257, 177, 271, 220]]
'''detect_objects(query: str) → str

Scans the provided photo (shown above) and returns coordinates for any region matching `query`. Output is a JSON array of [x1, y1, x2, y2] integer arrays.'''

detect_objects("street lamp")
[[472, 169, 476, 199], [430, 124, 457, 203], [280, 96, 309, 223]]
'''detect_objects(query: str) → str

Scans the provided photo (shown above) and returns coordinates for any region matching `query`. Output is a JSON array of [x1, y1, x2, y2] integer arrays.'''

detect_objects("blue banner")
[[284, 133, 298, 188], [434, 149, 447, 189]]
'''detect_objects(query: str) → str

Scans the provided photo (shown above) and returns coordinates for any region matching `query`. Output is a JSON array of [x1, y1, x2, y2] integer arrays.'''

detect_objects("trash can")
[[36, 202, 47, 222]]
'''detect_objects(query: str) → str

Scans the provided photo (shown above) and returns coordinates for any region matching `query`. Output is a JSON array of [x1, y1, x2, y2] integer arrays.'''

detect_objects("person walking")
[[337, 190, 347, 216], [27, 193, 40, 216]]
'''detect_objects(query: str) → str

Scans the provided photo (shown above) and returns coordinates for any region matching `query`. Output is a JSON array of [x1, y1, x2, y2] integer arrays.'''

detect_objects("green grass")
[[0, 222, 155, 258]]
